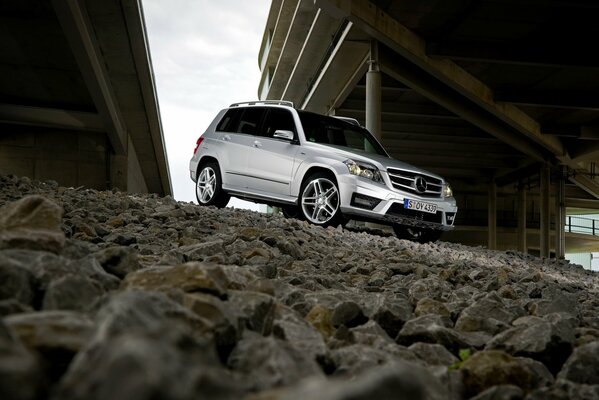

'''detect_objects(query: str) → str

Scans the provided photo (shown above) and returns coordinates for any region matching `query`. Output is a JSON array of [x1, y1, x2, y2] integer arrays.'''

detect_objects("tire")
[[393, 225, 443, 243], [195, 162, 230, 208], [299, 173, 343, 227], [281, 205, 304, 220]]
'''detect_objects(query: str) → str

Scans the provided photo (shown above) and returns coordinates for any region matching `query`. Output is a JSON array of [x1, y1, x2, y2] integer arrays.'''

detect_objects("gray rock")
[[0, 319, 41, 400], [42, 275, 106, 311], [460, 350, 549, 398], [0, 298, 33, 316], [121, 262, 230, 299], [331, 301, 368, 328], [330, 343, 416, 376], [470, 384, 524, 400], [227, 331, 323, 391], [486, 312, 576, 374], [273, 304, 328, 362], [277, 361, 445, 400], [455, 292, 524, 335], [227, 290, 276, 335], [557, 340, 599, 384], [4, 310, 93, 383], [93, 246, 140, 279], [525, 379, 599, 400], [56, 331, 242, 400], [396, 314, 469, 353], [409, 342, 460, 366], [0, 256, 35, 305], [0, 195, 65, 253]]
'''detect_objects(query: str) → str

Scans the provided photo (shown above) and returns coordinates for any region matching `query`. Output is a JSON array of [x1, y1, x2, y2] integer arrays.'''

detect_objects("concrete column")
[[540, 164, 551, 258], [488, 179, 497, 250], [555, 166, 566, 259], [366, 41, 381, 140], [517, 184, 527, 254]]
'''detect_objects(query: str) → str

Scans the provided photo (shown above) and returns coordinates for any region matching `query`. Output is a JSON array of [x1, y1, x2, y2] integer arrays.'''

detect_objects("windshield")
[[297, 111, 388, 157]]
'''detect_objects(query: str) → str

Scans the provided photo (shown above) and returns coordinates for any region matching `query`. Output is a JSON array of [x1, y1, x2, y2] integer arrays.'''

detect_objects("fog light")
[[351, 193, 381, 210]]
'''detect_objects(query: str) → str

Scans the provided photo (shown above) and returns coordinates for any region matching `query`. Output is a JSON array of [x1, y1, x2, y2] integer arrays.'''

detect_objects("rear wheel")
[[196, 162, 230, 208], [299, 173, 343, 227], [393, 225, 443, 243]]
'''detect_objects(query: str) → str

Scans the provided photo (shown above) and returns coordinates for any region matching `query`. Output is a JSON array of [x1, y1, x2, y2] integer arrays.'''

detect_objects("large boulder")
[[0, 195, 65, 254]]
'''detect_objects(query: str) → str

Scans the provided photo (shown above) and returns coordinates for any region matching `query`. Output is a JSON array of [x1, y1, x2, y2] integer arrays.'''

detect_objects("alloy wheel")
[[196, 167, 216, 204], [301, 178, 339, 224]]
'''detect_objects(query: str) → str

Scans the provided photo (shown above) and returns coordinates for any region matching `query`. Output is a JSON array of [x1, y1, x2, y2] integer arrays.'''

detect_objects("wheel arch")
[[196, 156, 220, 179], [294, 165, 338, 197]]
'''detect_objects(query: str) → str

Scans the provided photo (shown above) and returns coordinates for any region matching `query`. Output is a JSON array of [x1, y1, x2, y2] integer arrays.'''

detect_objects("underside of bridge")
[[0, 0, 171, 195], [259, 0, 599, 256]]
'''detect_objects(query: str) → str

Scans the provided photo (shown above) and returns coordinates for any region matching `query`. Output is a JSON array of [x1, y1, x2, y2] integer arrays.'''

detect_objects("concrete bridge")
[[0, 0, 171, 196], [258, 0, 599, 257]]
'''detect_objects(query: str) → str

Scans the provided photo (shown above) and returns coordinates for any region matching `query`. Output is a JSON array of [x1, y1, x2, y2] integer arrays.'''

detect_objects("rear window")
[[216, 109, 241, 132]]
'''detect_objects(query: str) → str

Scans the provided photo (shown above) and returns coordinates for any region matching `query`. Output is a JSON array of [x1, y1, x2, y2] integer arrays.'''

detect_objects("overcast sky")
[[142, 0, 271, 208]]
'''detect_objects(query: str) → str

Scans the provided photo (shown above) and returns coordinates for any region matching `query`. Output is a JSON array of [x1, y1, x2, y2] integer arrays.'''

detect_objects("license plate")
[[404, 198, 437, 214]]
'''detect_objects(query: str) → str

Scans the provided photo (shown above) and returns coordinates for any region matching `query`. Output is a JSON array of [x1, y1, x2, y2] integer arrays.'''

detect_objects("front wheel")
[[393, 225, 443, 243], [299, 173, 343, 227], [195, 162, 230, 208]]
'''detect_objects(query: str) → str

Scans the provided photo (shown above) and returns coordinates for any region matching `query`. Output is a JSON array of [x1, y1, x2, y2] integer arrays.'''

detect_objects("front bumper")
[[337, 174, 458, 231]]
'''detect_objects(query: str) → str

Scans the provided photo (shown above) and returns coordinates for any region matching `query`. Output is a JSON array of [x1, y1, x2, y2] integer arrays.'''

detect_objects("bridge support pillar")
[[488, 179, 497, 250], [366, 40, 381, 140], [517, 183, 527, 254], [540, 164, 551, 258], [555, 166, 566, 259]]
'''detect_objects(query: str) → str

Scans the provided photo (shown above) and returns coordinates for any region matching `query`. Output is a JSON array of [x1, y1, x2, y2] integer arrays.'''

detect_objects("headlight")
[[443, 182, 453, 198], [344, 159, 383, 183]]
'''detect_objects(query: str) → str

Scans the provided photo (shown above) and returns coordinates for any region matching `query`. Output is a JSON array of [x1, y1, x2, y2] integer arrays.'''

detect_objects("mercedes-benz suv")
[[189, 101, 457, 242]]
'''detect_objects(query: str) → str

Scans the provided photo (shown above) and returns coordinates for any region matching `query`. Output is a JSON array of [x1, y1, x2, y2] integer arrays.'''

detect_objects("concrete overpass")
[[259, 0, 599, 257], [0, 0, 171, 195]]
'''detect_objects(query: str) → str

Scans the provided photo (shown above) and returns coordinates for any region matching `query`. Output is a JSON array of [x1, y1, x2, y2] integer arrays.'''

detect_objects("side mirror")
[[273, 129, 294, 141]]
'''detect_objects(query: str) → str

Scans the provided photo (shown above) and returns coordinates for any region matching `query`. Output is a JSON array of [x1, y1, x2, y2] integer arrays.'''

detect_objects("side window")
[[260, 109, 296, 138], [236, 108, 265, 135], [216, 109, 242, 132]]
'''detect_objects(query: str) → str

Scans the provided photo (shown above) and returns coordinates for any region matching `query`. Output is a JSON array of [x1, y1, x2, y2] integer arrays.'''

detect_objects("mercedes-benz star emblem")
[[415, 176, 427, 193]]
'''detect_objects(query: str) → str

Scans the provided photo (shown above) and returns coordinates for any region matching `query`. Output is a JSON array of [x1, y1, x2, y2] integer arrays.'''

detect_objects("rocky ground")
[[1, 174, 599, 400]]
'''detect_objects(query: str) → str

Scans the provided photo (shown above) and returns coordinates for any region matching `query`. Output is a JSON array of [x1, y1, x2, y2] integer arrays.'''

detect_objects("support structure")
[[517, 184, 527, 253], [555, 166, 566, 259], [540, 164, 551, 258], [366, 41, 382, 140], [488, 179, 497, 250]]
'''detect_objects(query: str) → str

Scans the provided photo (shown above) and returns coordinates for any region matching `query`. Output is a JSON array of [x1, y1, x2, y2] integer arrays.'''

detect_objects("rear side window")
[[260, 108, 296, 138], [216, 109, 242, 132]]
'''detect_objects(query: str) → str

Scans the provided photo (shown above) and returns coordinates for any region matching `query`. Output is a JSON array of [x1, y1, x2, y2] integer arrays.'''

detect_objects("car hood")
[[303, 143, 445, 181]]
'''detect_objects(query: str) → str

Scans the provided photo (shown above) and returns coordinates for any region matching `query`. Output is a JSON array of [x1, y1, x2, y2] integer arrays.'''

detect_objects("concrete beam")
[[376, 47, 549, 162], [52, 0, 127, 155], [314, 0, 566, 158], [427, 42, 599, 69], [495, 90, 599, 111], [0, 103, 103, 132], [569, 173, 599, 200], [121, 0, 172, 195]]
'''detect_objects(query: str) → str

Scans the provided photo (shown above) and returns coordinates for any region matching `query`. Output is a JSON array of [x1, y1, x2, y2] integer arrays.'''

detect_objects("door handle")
[[253, 140, 262, 148], [223, 134, 231, 141]]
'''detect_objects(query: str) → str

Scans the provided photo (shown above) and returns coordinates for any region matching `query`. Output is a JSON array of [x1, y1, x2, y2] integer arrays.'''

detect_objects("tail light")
[[193, 136, 204, 155]]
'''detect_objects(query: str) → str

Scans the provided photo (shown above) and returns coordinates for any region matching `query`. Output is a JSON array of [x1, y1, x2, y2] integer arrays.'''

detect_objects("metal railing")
[[566, 216, 599, 237], [455, 210, 599, 237]]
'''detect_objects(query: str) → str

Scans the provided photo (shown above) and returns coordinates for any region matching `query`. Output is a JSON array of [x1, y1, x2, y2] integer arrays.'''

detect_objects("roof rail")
[[334, 116, 361, 126], [229, 100, 294, 108]]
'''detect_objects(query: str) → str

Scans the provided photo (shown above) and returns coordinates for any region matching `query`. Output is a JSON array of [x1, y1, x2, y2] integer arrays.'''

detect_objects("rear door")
[[215, 107, 265, 190]]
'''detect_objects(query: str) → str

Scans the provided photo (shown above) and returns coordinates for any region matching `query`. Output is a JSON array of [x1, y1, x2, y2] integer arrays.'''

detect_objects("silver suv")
[[189, 101, 457, 242]]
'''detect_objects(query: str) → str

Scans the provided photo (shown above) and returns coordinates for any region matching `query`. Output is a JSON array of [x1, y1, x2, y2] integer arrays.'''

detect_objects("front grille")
[[386, 168, 443, 198], [386, 203, 443, 224]]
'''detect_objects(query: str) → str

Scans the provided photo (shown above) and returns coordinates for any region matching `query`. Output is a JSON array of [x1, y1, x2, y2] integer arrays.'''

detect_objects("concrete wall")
[[0, 124, 108, 189]]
